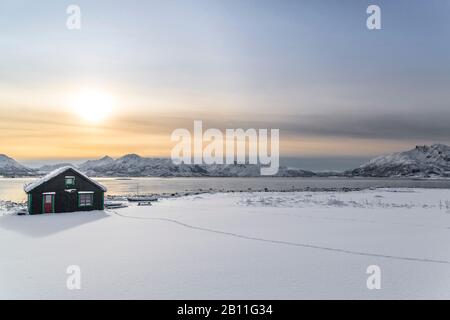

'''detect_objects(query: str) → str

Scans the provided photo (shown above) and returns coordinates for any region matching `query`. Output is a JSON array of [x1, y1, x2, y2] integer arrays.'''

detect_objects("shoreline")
[[3, 185, 450, 215], [2, 175, 450, 180]]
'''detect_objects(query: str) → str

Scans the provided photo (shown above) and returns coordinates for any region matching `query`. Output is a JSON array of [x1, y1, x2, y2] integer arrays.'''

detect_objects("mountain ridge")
[[0, 154, 35, 176], [78, 154, 316, 177], [2, 144, 450, 178], [347, 144, 450, 177]]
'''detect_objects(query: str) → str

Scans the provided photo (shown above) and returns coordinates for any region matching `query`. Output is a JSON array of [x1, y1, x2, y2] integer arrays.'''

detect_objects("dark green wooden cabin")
[[24, 166, 107, 215]]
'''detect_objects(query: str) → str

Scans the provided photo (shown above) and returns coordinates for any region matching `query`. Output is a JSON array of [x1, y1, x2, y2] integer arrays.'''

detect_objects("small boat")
[[105, 201, 128, 209], [137, 201, 153, 206], [127, 196, 158, 202]]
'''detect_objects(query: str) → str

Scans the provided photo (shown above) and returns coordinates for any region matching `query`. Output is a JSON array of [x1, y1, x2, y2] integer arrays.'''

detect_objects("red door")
[[43, 194, 54, 213]]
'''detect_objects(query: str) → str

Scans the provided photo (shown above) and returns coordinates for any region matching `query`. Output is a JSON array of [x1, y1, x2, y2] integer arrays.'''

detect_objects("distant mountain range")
[[2, 144, 450, 178], [0, 154, 315, 177], [77, 154, 316, 177]]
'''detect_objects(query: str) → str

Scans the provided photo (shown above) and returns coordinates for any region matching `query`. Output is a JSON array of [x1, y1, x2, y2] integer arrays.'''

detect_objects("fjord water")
[[2, 177, 450, 202]]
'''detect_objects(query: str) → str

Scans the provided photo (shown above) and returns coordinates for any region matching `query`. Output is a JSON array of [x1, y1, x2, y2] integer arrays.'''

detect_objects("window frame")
[[78, 192, 94, 207], [65, 176, 75, 188], [44, 194, 53, 204]]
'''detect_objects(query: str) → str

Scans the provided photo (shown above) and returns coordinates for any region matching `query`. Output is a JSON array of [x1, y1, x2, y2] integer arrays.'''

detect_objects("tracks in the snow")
[[109, 210, 450, 265]]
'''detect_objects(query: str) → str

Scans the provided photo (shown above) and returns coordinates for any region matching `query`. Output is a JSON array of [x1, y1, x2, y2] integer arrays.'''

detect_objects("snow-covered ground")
[[1, 188, 450, 299]]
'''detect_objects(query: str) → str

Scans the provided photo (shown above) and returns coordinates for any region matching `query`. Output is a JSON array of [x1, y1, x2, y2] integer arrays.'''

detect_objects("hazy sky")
[[1, 0, 449, 163]]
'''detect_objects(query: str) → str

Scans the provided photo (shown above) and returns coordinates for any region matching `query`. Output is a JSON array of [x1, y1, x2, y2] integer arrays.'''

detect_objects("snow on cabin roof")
[[24, 166, 107, 193]]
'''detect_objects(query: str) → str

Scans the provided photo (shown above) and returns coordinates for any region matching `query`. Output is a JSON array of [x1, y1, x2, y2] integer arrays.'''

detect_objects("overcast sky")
[[1, 0, 449, 166]]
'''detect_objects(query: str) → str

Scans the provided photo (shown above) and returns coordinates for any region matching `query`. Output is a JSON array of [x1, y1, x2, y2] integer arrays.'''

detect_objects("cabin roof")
[[24, 166, 107, 193]]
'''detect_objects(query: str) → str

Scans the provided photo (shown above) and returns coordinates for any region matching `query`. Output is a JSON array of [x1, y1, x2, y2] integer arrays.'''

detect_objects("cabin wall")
[[27, 168, 104, 215]]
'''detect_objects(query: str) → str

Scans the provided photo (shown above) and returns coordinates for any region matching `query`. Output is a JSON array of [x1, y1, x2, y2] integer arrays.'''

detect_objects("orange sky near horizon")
[[0, 84, 436, 161], [0, 101, 423, 161]]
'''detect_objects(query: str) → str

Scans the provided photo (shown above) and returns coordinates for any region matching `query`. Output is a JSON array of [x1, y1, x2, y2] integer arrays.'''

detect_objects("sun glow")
[[69, 90, 115, 123]]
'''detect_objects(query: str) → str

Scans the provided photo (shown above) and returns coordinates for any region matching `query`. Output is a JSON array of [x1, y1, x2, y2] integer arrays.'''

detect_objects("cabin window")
[[65, 176, 75, 188], [44, 194, 53, 203], [78, 192, 93, 207]]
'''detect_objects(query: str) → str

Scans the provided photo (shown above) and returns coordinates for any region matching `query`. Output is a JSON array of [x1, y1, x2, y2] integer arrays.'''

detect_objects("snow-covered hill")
[[348, 144, 450, 177], [0, 154, 35, 177], [79, 154, 316, 177]]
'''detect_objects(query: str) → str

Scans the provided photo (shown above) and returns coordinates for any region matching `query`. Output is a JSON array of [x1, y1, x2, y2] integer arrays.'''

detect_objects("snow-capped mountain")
[[79, 154, 316, 177], [348, 144, 450, 177], [37, 163, 74, 174], [0, 154, 35, 176], [78, 156, 114, 171]]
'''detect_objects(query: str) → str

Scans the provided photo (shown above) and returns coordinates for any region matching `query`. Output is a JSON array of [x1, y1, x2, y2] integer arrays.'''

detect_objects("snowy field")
[[1, 188, 450, 299]]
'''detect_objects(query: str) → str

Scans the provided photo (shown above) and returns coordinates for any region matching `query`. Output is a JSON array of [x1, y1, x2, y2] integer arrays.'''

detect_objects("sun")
[[69, 90, 115, 123]]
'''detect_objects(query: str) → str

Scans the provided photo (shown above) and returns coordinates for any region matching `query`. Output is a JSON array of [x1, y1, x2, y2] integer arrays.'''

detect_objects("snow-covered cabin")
[[24, 166, 107, 215]]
